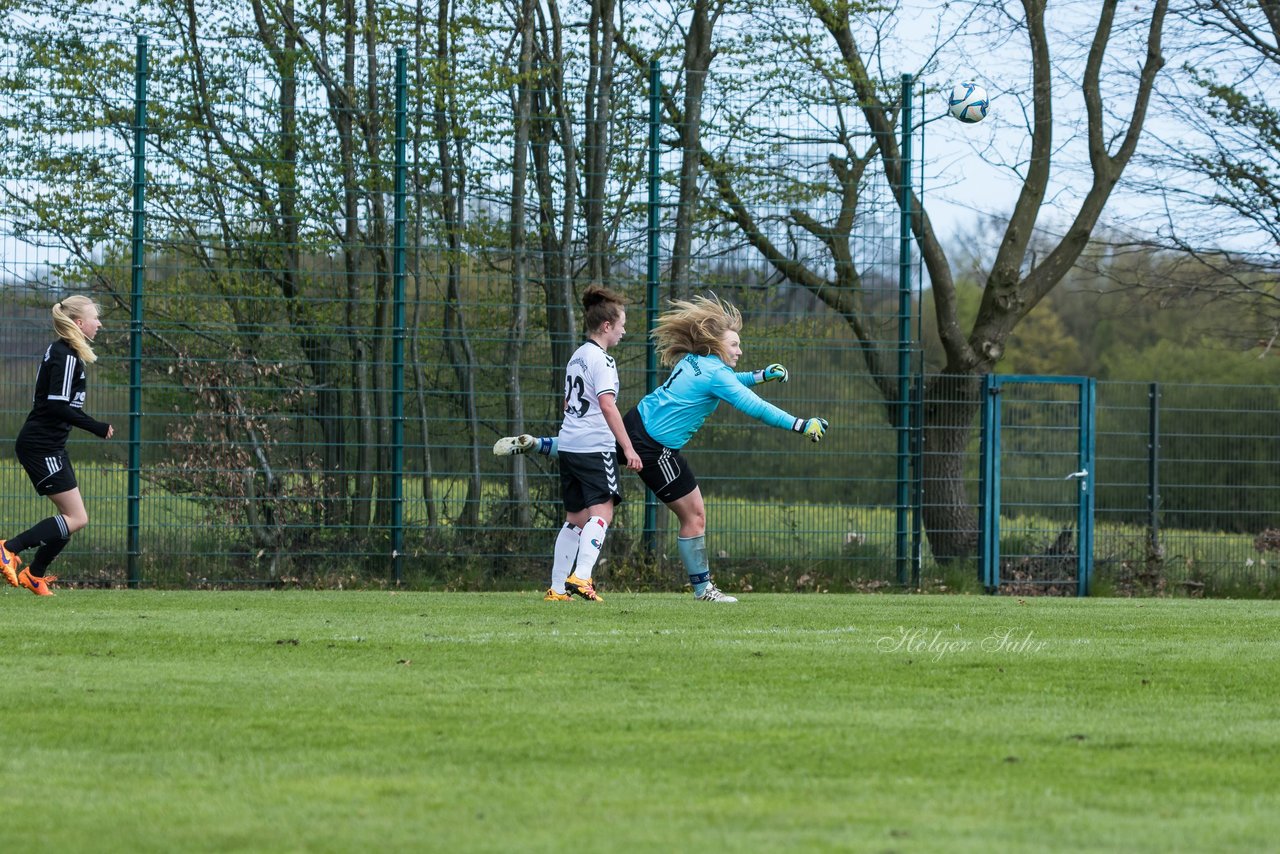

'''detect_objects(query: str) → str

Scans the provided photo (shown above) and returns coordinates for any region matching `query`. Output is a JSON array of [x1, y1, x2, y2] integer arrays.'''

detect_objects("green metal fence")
[[1093, 381, 1280, 595], [1, 32, 1276, 595], [1, 35, 927, 590]]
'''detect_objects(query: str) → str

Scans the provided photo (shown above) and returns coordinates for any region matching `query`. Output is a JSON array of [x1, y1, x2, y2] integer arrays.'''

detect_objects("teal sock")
[[677, 535, 710, 597]]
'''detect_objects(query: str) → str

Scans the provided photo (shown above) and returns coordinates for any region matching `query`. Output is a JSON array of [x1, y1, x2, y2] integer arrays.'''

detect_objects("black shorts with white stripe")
[[15, 444, 78, 496], [622, 407, 698, 505], [558, 449, 623, 513]]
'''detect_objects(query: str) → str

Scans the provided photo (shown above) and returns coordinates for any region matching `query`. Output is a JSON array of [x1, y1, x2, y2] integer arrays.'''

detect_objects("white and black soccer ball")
[[947, 81, 989, 124]]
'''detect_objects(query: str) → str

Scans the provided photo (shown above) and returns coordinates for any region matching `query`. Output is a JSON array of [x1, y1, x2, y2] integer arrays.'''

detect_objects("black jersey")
[[16, 339, 110, 452]]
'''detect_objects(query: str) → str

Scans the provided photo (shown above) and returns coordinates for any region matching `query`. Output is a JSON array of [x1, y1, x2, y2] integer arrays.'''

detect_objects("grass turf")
[[0, 590, 1276, 852]]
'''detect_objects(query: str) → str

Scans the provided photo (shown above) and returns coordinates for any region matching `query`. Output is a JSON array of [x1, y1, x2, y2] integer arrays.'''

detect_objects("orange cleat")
[[0, 540, 21, 588], [543, 588, 573, 601], [564, 574, 604, 602], [17, 568, 56, 597]]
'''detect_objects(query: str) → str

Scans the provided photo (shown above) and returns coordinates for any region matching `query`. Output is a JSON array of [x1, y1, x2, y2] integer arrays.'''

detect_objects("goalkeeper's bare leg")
[[665, 487, 736, 603]]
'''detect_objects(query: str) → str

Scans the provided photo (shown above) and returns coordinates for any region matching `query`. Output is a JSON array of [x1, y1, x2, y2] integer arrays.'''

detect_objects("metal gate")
[[979, 375, 1096, 595]]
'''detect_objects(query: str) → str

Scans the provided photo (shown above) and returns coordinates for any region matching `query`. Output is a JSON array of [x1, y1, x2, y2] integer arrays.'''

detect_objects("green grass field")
[[1, 591, 1277, 852]]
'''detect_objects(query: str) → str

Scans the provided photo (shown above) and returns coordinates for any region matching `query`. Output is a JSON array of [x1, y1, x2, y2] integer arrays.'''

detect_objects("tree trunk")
[[529, 85, 577, 377], [669, 0, 719, 300], [361, 0, 394, 528], [411, 0, 439, 530], [435, 0, 482, 529], [920, 372, 982, 563], [334, 0, 374, 530], [250, 0, 349, 526], [584, 0, 615, 286], [505, 0, 534, 527], [529, 1, 578, 379]]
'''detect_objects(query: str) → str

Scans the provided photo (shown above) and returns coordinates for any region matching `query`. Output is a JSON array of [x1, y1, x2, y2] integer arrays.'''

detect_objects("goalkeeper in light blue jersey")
[[496, 294, 828, 603]]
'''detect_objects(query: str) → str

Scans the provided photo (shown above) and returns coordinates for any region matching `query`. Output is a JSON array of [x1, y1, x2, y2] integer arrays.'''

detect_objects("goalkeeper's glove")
[[793, 417, 829, 443], [753, 363, 789, 384]]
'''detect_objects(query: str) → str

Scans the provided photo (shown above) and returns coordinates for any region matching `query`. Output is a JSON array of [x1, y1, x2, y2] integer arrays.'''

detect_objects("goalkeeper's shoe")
[[543, 588, 573, 602], [17, 568, 56, 597], [696, 583, 737, 603], [1, 540, 21, 588], [564, 574, 604, 602], [494, 434, 538, 456]]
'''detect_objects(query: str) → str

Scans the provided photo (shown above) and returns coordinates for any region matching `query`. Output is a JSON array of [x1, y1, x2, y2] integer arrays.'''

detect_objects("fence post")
[[895, 73, 914, 586], [127, 35, 148, 589], [1147, 381, 1160, 550], [911, 377, 923, 587], [391, 48, 408, 584], [643, 59, 661, 551], [1079, 377, 1097, 596], [978, 374, 1001, 590]]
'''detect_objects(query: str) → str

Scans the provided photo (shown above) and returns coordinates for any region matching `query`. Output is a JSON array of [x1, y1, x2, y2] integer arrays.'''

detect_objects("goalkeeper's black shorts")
[[623, 408, 697, 505]]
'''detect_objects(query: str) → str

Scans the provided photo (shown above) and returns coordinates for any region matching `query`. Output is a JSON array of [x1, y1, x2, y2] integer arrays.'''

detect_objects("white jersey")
[[557, 340, 620, 453]]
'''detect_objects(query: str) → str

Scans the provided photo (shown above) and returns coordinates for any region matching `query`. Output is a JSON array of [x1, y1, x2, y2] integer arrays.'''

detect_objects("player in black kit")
[[2, 295, 114, 596]]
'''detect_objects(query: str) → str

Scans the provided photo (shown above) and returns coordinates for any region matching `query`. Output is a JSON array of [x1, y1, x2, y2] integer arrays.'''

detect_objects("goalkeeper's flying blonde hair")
[[651, 294, 743, 369], [53, 295, 101, 364]]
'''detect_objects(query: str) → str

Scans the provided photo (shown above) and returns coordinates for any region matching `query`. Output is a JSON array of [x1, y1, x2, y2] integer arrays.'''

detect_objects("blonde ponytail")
[[52, 295, 99, 364]]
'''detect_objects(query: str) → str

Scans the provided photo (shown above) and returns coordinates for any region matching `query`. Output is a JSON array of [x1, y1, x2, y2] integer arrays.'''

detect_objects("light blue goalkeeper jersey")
[[635, 354, 798, 450]]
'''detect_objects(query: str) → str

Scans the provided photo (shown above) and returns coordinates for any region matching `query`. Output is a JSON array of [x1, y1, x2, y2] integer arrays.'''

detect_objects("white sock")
[[550, 523, 580, 593], [572, 516, 608, 581]]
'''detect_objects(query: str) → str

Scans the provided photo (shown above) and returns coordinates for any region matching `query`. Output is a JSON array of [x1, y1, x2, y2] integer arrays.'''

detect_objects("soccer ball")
[[947, 81, 989, 124]]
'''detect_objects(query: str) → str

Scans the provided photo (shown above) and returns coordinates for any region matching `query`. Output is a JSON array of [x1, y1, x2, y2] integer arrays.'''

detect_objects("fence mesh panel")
[[2, 33, 1277, 594]]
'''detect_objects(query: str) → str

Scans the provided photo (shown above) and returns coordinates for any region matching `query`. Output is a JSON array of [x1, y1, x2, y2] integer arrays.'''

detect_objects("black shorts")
[[558, 449, 623, 513], [622, 408, 698, 504], [15, 444, 78, 496]]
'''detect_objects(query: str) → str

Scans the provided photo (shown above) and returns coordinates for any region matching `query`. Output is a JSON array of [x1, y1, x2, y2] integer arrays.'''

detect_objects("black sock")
[[6, 515, 69, 555], [29, 536, 71, 577]]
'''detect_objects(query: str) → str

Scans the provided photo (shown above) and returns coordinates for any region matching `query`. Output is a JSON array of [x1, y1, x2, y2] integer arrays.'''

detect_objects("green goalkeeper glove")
[[793, 417, 828, 443], [753, 363, 789, 383]]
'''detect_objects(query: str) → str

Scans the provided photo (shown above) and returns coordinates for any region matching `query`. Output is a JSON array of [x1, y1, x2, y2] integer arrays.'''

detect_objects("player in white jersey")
[[540, 286, 642, 602], [496, 294, 827, 602]]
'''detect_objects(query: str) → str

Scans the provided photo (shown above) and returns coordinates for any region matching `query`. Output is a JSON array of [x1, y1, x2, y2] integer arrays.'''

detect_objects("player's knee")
[[674, 507, 705, 536], [64, 513, 89, 534]]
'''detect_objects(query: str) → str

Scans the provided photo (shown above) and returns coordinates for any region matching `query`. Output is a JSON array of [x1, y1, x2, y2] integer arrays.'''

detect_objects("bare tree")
[[0, 0, 436, 560], [622, 0, 1169, 562], [409, 0, 441, 529], [433, 0, 484, 530], [242, 0, 353, 528], [504, 0, 536, 526], [250, 0, 406, 529], [668, 0, 728, 300], [528, 0, 579, 376], [584, 0, 617, 286], [821, 1, 1168, 559], [1124, 0, 1280, 353]]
